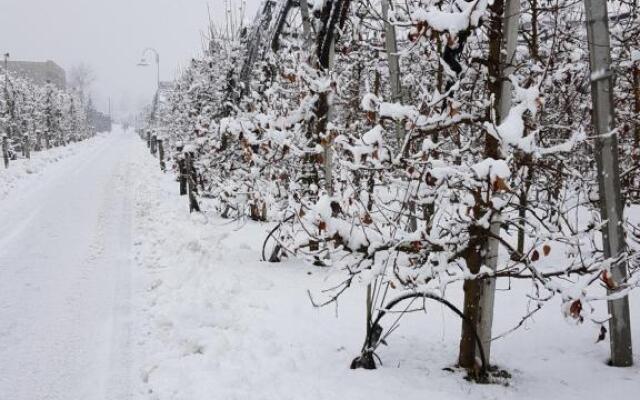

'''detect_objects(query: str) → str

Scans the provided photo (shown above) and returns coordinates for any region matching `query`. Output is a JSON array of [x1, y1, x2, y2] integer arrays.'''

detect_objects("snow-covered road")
[[0, 129, 136, 400]]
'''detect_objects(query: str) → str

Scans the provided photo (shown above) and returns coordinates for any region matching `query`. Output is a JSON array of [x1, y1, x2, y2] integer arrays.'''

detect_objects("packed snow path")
[[0, 129, 134, 400]]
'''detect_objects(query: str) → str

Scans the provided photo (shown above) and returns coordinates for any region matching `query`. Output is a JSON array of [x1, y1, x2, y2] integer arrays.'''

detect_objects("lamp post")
[[3, 53, 9, 90], [137, 47, 160, 91]]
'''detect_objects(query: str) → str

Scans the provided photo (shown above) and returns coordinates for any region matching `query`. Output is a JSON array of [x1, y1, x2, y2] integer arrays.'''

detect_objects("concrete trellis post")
[[478, 0, 521, 368], [381, 0, 402, 138], [583, 0, 633, 367], [299, 0, 313, 48]]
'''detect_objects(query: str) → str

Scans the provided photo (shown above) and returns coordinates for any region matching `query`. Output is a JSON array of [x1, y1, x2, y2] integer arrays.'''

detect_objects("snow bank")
[[0, 134, 108, 201]]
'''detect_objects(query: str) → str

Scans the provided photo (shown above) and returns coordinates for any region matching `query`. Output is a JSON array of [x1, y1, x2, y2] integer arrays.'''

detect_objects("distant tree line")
[[1, 65, 95, 166]]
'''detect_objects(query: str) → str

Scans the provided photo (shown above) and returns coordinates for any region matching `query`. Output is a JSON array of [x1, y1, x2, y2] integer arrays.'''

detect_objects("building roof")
[[2, 60, 67, 89]]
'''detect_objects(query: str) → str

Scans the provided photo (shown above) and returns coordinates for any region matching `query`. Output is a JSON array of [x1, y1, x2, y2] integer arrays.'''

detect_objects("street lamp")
[[137, 47, 160, 91]]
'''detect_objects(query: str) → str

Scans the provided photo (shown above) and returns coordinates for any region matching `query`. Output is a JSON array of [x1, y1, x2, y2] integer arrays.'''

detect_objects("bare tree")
[[68, 63, 96, 104]]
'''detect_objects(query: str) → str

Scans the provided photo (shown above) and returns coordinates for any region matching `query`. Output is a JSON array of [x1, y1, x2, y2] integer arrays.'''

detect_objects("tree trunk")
[[529, 0, 540, 61], [240, 0, 276, 97], [458, 0, 519, 373], [271, 0, 294, 53], [312, 0, 350, 195]]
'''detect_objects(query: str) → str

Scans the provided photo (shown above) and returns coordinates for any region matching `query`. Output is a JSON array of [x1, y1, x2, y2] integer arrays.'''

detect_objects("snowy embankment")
[[0, 135, 108, 201], [133, 148, 640, 399]]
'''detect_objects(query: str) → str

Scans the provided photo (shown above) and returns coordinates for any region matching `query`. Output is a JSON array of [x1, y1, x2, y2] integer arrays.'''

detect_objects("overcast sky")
[[0, 0, 261, 116]]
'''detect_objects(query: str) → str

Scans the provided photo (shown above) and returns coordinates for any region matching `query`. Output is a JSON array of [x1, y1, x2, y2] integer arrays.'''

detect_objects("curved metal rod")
[[261, 214, 295, 262], [368, 291, 488, 372]]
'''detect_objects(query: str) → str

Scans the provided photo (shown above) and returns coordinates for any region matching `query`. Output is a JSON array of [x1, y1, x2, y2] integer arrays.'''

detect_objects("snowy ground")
[[0, 130, 134, 400], [132, 137, 640, 399], [1, 127, 639, 400], [0, 136, 108, 201]]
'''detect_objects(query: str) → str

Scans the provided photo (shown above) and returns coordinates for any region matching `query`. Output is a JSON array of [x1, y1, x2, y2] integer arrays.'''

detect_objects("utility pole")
[[583, 0, 633, 367]]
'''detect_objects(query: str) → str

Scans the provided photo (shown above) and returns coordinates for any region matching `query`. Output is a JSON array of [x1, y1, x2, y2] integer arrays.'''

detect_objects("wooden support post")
[[584, 0, 633, 367], [23, 134, 30, 159], [179, 155, 187, 196], [185, 152, 200, 213], [151, 134, 158, 156], [2, 135, 8, 168], [158, 139, 166, 171]]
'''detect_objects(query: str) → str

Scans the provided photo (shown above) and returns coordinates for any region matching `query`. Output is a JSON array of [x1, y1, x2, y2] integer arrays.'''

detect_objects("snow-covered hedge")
[[1, 68, 93, 159], [143, 0, 640, 378]]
